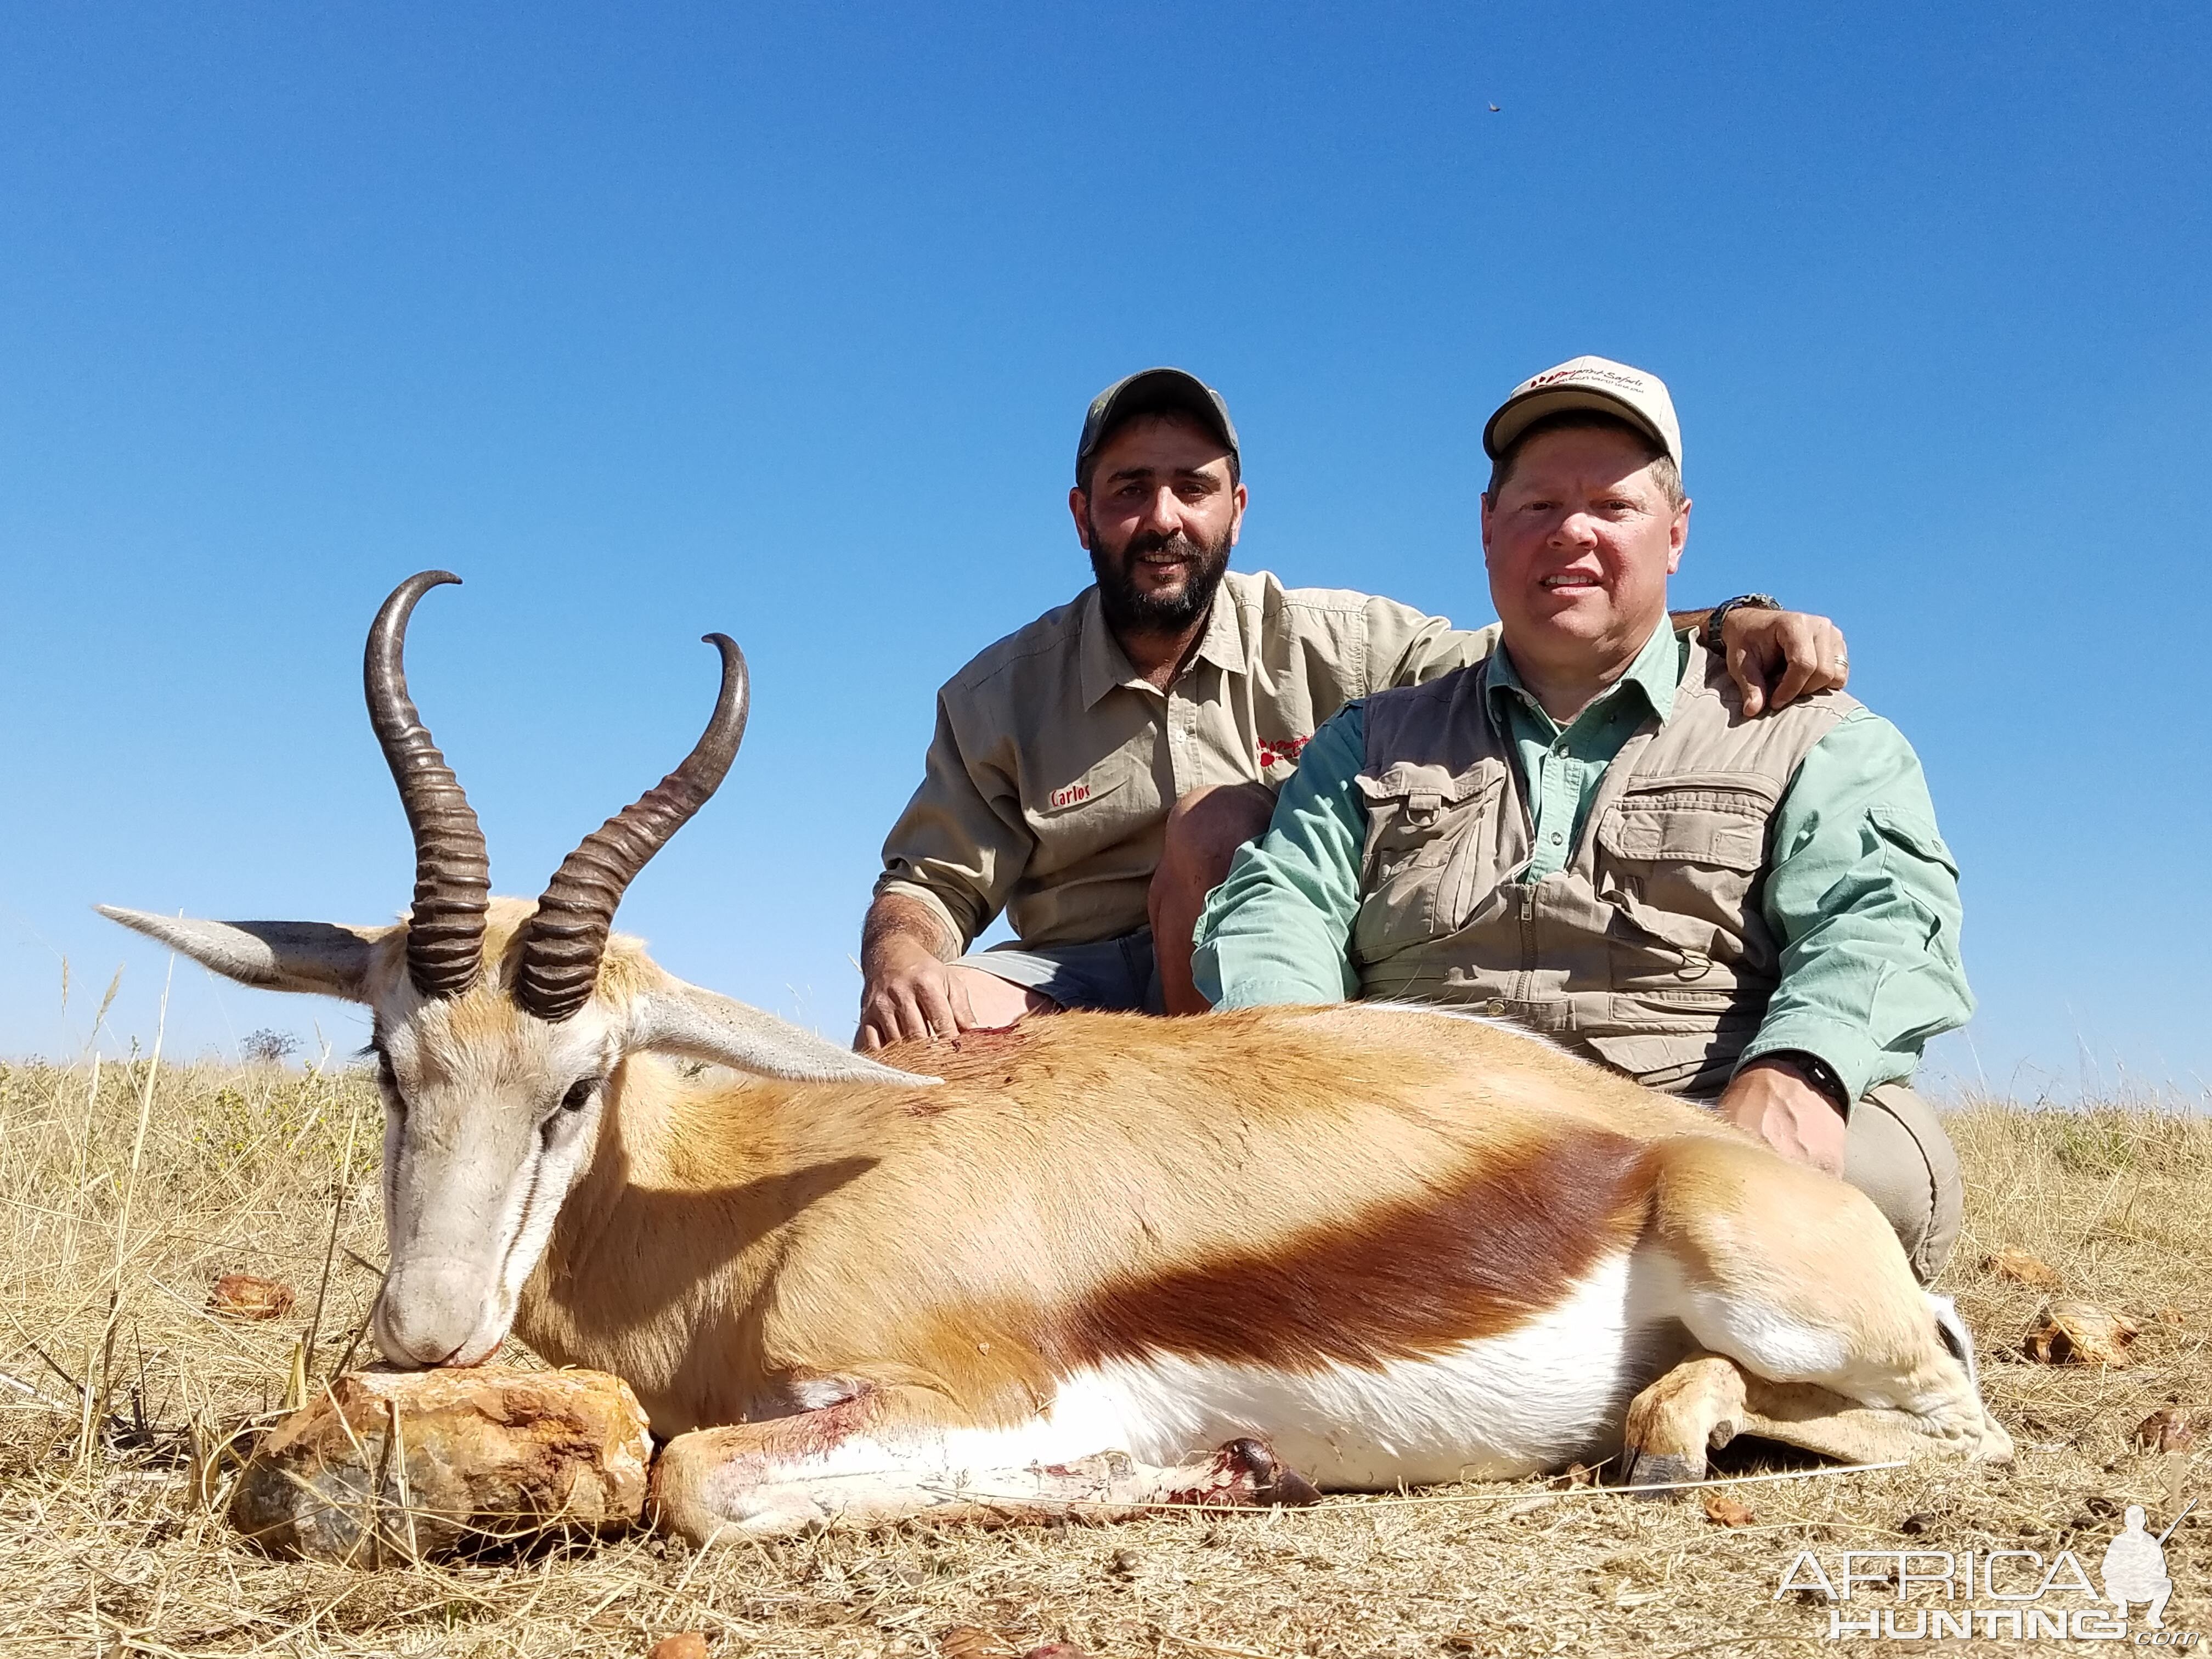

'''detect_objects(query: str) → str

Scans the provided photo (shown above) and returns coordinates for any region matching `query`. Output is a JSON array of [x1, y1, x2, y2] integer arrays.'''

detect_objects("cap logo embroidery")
[[1526, 366, 1648, 392]]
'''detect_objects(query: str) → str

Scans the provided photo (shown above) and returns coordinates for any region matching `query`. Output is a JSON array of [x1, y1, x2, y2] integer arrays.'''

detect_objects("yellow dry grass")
[[1, 1058, 2205, 1658]]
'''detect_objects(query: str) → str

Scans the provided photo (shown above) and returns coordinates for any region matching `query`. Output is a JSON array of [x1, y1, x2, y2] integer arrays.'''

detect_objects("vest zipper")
[[1515, 882, 1536, 1006]]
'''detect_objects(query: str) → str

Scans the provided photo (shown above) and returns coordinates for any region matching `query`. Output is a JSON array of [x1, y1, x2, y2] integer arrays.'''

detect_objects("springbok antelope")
[[104, 572, 2010, 1543]]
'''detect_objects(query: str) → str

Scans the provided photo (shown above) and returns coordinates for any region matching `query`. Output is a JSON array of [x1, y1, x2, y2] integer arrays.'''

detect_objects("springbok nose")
[[374, 1257, 495, 1369]]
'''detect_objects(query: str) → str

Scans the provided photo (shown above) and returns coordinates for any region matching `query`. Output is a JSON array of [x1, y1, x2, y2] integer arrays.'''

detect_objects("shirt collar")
[[1076, 586, 1136, 709], [1192, 575, 1246, 674], [1077, 574, 1245, 709], [1488, 617, 1685, 731]]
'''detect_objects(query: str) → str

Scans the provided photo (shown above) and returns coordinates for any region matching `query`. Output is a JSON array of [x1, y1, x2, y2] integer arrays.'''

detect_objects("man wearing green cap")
[[1193, 356, 1971, 1279], [856, 365, 1848, 1052]]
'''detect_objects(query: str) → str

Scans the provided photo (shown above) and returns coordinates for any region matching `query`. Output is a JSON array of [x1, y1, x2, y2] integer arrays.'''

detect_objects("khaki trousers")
[[1843, 1082, 1964, 1285]]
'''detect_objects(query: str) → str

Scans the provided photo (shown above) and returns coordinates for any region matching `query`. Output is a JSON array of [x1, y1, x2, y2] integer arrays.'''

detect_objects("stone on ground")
[[229, 1365, 651, 1563], [2022, 1300, 2141, 1366]]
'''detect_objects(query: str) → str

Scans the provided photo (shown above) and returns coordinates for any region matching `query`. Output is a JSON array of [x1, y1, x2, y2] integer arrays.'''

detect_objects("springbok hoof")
[[1618, 1450, 1702, 1498], [1217, 1437, 1322, 1507]]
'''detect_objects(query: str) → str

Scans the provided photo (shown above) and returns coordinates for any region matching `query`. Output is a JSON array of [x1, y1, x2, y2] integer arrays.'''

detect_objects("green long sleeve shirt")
[[1192, 627, 1974, 1101]]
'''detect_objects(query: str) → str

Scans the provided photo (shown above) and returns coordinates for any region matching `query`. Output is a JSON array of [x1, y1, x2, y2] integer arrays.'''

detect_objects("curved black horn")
[[516, 634, 749, 1023], [365, 572, 491, 998]]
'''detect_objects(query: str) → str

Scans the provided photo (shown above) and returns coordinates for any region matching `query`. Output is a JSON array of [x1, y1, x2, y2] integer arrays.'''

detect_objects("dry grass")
[[2, 1060, 2207, 1658]]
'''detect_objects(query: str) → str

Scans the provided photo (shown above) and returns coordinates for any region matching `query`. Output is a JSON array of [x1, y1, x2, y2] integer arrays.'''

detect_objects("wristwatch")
[[1705, 593, 1781, 653], [1764, 1049, 1852, 1115]]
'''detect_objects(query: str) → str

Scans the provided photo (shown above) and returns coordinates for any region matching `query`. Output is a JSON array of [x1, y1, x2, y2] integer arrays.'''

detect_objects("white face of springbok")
[[101, 572, 927, 1368]]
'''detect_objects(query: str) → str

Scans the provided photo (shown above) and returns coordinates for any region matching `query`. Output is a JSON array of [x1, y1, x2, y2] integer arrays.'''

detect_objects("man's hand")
[[1721, 607, 1849, 716], [1717, 1056, 1849, 1176], [857, 930, 977, 1050], [857, 894, 1056, 1049], [857, 894, 974, 1051]]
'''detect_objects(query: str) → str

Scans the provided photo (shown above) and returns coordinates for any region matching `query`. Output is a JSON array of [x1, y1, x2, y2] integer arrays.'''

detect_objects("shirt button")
[[1549, 830, 1564, 845], [1482, 998, 1507, 1015]]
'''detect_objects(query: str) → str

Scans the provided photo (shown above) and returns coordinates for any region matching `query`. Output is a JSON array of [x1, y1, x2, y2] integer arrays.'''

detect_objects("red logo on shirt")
[[1258, 735, 1310, 771], [1049, 782, 1091, 809]]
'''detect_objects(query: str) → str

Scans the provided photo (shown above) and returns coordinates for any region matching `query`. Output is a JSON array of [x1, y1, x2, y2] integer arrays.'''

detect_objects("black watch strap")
[[1766, 1049, 1852, 1114], [1705, 592, 1781, 653]]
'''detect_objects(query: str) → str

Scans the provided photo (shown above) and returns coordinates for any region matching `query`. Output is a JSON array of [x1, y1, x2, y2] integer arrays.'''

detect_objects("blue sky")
[[2, 3, 2205, 1098]]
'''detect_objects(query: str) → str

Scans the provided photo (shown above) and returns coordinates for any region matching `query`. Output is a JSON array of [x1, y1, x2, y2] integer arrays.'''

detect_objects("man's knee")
[[1152, 783, 1276, 900], [946, 964, 1058, 1028], [1843, 1083, 1963, 1284]]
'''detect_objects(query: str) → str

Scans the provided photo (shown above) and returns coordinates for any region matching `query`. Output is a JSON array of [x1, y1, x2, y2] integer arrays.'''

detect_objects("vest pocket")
[[1351, 758, 1506, 963], [1593, 779, 1774, 987], [1585, 1002, 1765, 1095]]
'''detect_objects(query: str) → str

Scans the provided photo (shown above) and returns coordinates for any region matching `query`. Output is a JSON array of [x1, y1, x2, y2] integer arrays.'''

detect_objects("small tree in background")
[[240, 1029, 299, 1065]]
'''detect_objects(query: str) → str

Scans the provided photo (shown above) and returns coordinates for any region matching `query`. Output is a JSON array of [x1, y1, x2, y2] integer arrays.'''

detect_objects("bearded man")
[[856, 367, 1850, 1050]]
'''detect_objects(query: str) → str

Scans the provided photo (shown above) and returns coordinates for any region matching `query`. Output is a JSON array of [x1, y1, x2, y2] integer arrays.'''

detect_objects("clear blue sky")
[[3, 3, 2205, 1099]]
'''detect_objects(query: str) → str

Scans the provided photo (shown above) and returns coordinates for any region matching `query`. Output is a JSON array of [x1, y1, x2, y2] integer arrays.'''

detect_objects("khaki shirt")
[[876, 568, 1499, 950]]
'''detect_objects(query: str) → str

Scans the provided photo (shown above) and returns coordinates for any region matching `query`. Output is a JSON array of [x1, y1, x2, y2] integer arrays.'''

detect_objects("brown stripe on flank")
[[1050, 1131, 1655, 1374]]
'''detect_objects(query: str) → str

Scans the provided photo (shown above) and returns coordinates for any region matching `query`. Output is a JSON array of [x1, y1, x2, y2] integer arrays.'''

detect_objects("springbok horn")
[[365, 572, 491, 998], [516, 634, 749, 1023]]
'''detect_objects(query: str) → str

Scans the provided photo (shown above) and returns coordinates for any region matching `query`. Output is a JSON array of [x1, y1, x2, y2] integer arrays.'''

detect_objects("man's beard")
[[1088, 521, 1233, 636]]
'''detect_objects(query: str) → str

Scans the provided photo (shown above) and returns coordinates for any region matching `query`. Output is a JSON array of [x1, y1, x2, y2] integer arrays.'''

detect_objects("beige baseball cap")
[[1482, 355, 1682, 470]]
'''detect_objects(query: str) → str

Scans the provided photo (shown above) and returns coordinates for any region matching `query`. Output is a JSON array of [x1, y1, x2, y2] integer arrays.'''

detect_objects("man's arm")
[[1370, 594, 1850, 714], [1360, 596, 1499, 688], [1674, 603, 1852, 718], [1189, 707, 1370, 1009], [860, 695, 1032, 1048], [1719, 708, 1974, 1171], [857, 891, 974, 1049]]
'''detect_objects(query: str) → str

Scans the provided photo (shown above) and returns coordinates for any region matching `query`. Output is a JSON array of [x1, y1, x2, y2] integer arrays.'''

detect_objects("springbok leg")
[[1620, 1351, 1747, 1488], [1645, 1135, 2012, 1470], [1621, 1347, 2008, 1488], [650, 1385, 1318, 1544], [1731, 1373, 2011, 1468]]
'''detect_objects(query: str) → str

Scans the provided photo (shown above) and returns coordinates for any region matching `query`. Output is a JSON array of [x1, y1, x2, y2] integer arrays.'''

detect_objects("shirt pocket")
[[1350, 757, 1507, 963], [1019, 752, 1146, 869], [1867, 803, 1959, 878], [1593, 775, 1775, 985]]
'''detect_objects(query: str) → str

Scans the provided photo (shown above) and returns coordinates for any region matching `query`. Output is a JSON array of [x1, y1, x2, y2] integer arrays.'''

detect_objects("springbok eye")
[[560, 1079, 597, 1114]]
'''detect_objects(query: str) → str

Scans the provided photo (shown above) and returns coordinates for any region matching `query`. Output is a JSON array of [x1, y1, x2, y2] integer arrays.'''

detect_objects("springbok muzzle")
[[375, 1256, 505, 1368]]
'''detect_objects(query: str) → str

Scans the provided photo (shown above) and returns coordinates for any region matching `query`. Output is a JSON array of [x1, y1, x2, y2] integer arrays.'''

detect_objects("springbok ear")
[[97, 907, 381, 1002], [631, 980, 940, 1087]]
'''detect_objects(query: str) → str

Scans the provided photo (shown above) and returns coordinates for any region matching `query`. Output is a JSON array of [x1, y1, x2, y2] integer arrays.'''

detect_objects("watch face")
[[1793, 1054, 1849, 1109]]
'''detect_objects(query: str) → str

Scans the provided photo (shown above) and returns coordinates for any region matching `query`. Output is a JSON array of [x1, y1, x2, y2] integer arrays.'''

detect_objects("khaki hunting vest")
[[1353, 637, 1855, 1095]]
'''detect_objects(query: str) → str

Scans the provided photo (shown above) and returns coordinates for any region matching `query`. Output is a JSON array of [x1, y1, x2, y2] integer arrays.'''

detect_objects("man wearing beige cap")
[[1194, 356, 1971, 1279], [857, 364, 1850, 1053]]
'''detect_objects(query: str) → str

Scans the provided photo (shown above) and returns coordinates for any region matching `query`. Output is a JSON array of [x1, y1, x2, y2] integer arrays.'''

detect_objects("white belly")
[[1049, 1251, 1656, 1487]]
